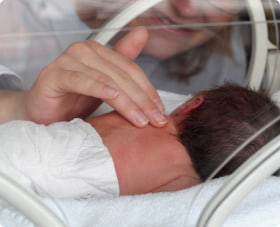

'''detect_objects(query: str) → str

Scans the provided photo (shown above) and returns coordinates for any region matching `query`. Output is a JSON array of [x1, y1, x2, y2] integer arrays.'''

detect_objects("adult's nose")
[[170, 0, 202, 18]]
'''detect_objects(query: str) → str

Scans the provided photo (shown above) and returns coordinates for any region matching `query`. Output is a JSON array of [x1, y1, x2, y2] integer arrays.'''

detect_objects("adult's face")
[[130, 0, 239, 59]]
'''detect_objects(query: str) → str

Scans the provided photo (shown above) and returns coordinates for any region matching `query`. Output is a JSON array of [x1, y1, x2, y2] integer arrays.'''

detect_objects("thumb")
[[113, 27, 148, 60]]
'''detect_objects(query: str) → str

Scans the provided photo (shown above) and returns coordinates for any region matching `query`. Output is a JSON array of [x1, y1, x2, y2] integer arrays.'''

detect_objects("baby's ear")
[[171, 95, 204, 117]]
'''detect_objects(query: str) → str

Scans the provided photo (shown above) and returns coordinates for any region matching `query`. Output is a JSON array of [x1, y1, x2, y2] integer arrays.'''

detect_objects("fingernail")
[[152, 111, 167, 125], [135, 112, 149, 126], [154, 98, 165, 113], [104, 86, 119, 98]]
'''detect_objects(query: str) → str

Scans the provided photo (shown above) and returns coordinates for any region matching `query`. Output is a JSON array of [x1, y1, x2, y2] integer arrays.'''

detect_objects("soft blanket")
[[1, 176, 280, 227]]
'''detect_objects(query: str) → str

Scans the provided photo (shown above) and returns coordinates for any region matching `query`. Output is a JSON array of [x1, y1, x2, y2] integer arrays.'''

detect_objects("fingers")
[[70, 42, 164, 112], [55, 55, 167, 127], [59, 34, 166, 127], [110, 28, 162, 107], [113, 27, 149, 60]]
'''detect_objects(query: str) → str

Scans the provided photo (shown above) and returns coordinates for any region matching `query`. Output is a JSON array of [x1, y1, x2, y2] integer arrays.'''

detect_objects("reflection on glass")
[[0, 0, 253, 93], [0, 0, 279, 226], [1, 0, 278, 93]]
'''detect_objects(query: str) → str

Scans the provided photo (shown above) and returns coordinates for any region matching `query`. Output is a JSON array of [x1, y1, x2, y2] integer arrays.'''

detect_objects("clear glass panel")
[[0, 0, 279, 226], [0, 0, 253, 92], [86, 0, 253, 95], [0, 0, 278, 92]]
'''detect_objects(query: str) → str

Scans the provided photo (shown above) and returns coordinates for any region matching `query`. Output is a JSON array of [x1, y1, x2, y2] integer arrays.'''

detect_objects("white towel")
[[1, 176, 280, 227]]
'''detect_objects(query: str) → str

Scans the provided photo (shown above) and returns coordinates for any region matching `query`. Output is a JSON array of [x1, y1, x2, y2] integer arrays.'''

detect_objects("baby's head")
[[173, 83, 280, 181], [88, 83, 280, 195]]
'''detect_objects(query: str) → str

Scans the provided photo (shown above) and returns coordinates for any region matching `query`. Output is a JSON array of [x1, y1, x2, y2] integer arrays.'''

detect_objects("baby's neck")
[[86, 112, 200, 195]]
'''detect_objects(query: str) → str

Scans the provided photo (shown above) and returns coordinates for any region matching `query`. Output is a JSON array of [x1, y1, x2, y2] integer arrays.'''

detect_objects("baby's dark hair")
[[178, 83, 280, 181]]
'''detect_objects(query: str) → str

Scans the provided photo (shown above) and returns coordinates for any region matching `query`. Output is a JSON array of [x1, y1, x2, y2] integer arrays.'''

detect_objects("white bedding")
[[43, 176, 280, 227], [0, 89, 279, 227], [1, 176, 280, 227]]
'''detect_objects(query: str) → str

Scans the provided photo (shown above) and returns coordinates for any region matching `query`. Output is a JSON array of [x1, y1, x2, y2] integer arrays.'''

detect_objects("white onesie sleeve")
[[0, 119, 119, 199]]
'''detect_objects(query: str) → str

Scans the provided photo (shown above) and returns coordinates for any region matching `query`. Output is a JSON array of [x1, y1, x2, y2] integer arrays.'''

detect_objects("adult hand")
[[23, 28, 167, 127]]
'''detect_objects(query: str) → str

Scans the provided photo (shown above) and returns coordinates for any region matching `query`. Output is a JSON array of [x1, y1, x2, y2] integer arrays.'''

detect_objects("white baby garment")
[[0, 118, 119, 199]]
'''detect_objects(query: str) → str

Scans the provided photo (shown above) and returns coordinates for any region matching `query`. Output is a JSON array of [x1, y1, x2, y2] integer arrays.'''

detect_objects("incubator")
[[0, 0, 279, 226]]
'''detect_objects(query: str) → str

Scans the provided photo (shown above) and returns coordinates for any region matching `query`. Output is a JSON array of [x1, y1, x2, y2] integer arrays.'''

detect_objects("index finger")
[[113, 27, 148, 60], [113, 28, 165, 112]]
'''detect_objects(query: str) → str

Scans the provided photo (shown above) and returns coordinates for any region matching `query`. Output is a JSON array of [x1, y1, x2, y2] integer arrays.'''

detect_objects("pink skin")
[[130, 0, 233, 59], [15, 28, 168, 129], [86, 96, 205, 195]]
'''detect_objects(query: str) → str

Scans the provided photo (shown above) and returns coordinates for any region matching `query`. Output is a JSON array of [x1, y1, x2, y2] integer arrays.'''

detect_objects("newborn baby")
[[0, 84, 279, 199], [0, 100, 199, 199]]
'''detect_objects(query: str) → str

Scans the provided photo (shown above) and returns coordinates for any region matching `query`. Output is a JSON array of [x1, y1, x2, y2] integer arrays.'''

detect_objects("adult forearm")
[[0, 90, 27, 123]]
